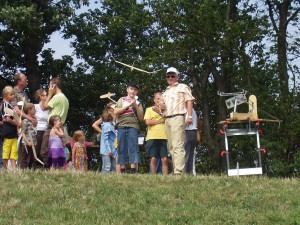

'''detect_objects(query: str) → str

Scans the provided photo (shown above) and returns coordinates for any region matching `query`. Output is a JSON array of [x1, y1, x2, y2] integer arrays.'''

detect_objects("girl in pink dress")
[[48, 115, 65, 169]]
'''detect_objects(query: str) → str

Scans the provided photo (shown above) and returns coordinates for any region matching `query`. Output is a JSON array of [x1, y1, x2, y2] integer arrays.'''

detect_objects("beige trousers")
[[165, 115, 186, 175]]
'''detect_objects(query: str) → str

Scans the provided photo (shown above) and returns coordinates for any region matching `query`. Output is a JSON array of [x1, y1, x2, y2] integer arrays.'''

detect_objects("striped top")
[[162, 82, 195, 117], [12, 87, 29, 107]]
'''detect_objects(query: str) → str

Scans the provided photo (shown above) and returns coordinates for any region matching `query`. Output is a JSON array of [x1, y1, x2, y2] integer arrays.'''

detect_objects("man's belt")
[[165, 114, 185, 118]]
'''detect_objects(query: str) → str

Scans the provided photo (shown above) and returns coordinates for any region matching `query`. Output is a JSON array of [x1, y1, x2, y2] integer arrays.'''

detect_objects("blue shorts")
[[117, 127, 140, 165]]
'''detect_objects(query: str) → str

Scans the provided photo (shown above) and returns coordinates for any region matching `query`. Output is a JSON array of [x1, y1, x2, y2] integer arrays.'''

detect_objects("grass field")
[[0, 170, 299, 225]]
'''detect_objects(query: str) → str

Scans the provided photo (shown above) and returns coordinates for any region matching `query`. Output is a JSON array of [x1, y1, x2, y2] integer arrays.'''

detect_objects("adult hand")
[[186, 118, 192, 126], [31, 118, 37, 127], [48, 85, 56, 96], [159, 103, 166, 111]]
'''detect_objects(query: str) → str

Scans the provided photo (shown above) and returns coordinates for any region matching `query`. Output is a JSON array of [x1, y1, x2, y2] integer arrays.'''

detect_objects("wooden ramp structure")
[[218, 91, 280, 176]]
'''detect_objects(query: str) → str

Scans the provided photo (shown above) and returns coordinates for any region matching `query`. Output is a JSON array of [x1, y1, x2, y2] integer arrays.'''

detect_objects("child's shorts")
[[3, 138, 18, 160], [145, 139, 168, 158]]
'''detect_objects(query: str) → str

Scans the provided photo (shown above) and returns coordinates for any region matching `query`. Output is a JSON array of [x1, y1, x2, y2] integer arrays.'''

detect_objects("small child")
[[114, 82, 144, 174], [20, 103, 37, 169], [100, 111, 117, 173], [1, 86, 22, 169], [92, 102, 116, 144], [48, 115, 65, 169], [72, 130, 88, 172]]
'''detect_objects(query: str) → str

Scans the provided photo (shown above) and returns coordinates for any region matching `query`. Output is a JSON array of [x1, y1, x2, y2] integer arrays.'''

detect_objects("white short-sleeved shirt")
[[35, 103, 50, 131]]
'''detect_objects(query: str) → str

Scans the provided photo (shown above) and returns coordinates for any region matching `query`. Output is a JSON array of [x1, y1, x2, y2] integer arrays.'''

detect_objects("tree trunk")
[[277, 1, 289, 96], [24, 34, 41, 101], [215, 0, 238, 170]]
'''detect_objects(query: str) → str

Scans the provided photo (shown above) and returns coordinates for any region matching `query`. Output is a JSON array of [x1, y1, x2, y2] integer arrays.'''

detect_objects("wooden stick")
[[28, 129, 44, 166]]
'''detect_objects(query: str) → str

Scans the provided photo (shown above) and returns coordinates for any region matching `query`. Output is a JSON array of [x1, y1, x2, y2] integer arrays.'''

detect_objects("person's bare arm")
[[92, 118, 103, 133], [22, 113, 37, 127], [22, 131, 32, 146], [185, 100, 193, 126], [131, 100, 143, 121], [14, 107, 37, 127], [145, 118, 164, 126], [114, 103, 130, 115], [5, 116, 22, 127], [43, 85, 55, 110], [72, 145, 76, 165], [54, 127, 65, 138]]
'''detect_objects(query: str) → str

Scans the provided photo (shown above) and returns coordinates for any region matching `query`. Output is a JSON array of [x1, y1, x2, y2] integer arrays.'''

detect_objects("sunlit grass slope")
[[0, 170, 299, 224]]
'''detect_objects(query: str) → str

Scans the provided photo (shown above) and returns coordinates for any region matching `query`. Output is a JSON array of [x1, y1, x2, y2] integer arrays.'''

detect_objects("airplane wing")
[[113, 58, 151, 74], [4, 107, 20, 122], [100, 92, 115, 99]]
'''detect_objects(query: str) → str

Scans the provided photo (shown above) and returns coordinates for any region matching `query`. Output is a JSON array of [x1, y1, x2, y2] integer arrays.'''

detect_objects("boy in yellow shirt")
[[144, 92, 168, 175]]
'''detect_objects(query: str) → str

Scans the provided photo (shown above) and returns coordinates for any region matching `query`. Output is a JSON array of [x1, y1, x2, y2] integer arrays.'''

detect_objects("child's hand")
[[157, 118, 165, 124], [131, 99, 138, 108], [27, 142, 32, 147], [14, 107, 21, 114], [123, 101, 131, 108], [109, 152, 113, 157]]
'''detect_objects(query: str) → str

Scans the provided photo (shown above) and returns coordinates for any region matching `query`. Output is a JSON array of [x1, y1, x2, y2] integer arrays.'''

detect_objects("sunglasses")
[[166, 75, 176, 79]]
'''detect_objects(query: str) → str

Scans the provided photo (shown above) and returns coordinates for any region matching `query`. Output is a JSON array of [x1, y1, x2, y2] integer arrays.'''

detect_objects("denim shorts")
[[117, 127, 140, 165]]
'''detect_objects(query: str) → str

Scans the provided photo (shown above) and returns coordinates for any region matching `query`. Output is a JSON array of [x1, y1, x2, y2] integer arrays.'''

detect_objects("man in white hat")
[[160, 67, 195, 175]]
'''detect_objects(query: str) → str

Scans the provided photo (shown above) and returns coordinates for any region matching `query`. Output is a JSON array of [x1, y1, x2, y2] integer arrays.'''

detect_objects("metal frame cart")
[[220, 120, 266, 176], [217, 91, 275, 176]]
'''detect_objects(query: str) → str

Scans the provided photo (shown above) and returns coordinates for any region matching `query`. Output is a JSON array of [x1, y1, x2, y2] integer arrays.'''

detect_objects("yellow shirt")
[[144, 107, 167, 140]]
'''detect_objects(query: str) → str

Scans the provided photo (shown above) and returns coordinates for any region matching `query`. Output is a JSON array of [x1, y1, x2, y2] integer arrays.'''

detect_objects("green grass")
[[0, 170, 299, 225]]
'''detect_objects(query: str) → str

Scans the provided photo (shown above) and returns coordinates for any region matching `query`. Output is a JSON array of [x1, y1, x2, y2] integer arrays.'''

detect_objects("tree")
[[0, 0, 88, 99], [149, 0, 270, 172], [65, 0, 167, 114], [263, 0, 300, 176], [266, 0, 300, 97]]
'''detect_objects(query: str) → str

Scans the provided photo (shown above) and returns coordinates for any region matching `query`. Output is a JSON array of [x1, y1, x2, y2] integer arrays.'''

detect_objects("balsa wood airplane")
[[112, 57, 161, 74], [4, 107, 20, 122], [100, 92, 117, 103]]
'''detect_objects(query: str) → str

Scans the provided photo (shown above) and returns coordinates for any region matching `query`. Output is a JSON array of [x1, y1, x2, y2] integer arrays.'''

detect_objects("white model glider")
[[112, 57, 161, 74]]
